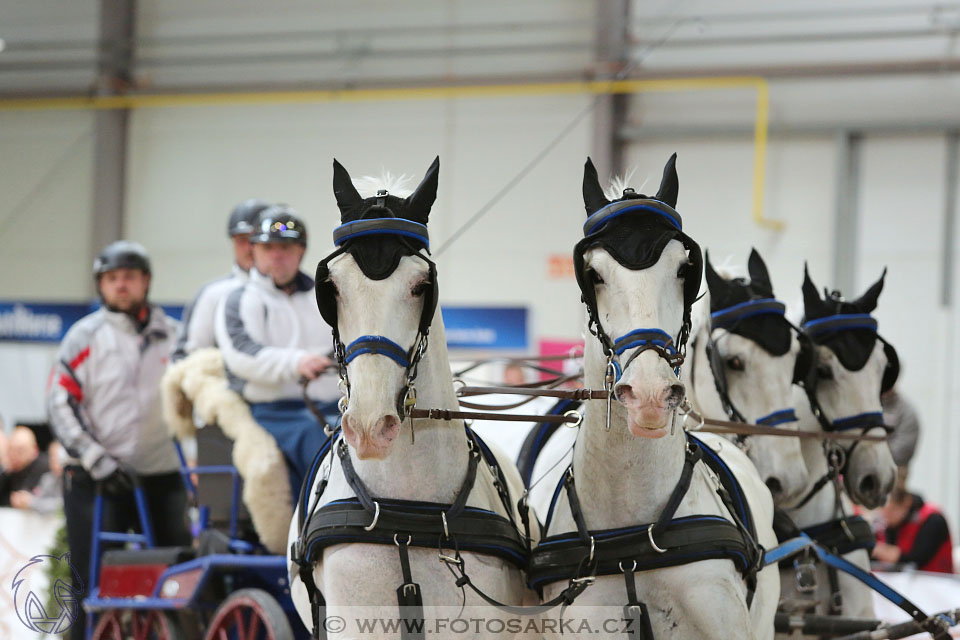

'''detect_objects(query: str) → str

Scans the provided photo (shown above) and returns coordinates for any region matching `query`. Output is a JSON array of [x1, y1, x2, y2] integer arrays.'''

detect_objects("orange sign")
[[548, 254, 575, 279]]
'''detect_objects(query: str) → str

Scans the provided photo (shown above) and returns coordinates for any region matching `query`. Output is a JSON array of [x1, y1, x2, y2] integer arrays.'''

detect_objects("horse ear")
[[852, 267, 886, 313], [704, 251, 726, 296], [747, 248, 773, 293], [333, 159, 363, 222], [404, 156, 440, 225], [655, 153, 679, 209], [583, 157, 610, 216], [802, 263, 827, 318]]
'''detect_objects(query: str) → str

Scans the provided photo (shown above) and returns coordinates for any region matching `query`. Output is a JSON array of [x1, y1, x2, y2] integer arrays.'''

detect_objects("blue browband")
[[343, 335, 411, 368], [802, 313, 877, 339], [582, 199, 682, 237], [755, 409, 798, 428], [333, 218, 430, 249], [710, 298, 786, 330]]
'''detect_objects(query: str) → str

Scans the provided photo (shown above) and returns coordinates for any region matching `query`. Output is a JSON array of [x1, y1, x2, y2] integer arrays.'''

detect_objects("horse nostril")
[[614, 383, 635, 404], [765, 477, 783, 497], [665, 384, 685, 407], [859, 474, 879, 496]]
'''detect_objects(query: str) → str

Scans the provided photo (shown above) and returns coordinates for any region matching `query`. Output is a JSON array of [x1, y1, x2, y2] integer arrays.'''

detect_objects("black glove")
[[99, 467, 135, 496]]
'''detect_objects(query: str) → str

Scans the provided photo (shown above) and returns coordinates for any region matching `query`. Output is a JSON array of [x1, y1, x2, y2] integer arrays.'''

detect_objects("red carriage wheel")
[[203, 589, 293, 640], [91, 609, 188, 640]]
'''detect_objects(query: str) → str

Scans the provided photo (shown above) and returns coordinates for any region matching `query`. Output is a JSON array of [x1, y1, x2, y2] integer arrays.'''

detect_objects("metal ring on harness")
[[589, 536, 596, 563], [647, 524, 668, 554], [619, 560, 638, 573], [441, 511, 450, 538], [364, 501, 381, 531], [394, 533, 411, 546], [563, 410, 584, 428]]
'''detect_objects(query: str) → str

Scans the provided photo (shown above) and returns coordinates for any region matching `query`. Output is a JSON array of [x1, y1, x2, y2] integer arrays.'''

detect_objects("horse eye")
[[588, 269, 605, 285], [816, 364, 833, 380], [726, 356, 744, 371], [411, 281, 429, 297]]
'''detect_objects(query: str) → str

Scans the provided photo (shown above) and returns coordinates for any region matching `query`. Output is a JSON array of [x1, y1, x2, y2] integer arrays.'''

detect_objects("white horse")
[[778, 267, 899, 623], [531, 156, 778, 640], [287, 158, 536, 639], [682, 250, 809, 507]]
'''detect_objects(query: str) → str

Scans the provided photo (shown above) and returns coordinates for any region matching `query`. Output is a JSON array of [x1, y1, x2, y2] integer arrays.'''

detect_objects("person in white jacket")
[[172, 198, 272, 361], [46, 241, 191, 640], [215, 206, 338, 497]]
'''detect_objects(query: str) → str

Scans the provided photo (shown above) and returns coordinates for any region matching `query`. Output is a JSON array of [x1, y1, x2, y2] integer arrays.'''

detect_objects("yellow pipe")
[[0, 76, 778, 228]]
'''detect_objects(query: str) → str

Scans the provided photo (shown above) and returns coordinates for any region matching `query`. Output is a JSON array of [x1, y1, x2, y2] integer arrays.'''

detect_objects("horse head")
[[316, 157, 440, 460], [699, 249, 809, 506], [576, 153, 702, 438], [800, 266, 898, 508]]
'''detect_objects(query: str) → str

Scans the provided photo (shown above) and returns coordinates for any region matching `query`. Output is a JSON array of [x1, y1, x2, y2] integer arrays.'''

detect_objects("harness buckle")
[[570, 576, 595, 586], [647, 524, 668, 554], [438, 552, 463, 569], [794, 558, 818, 594], [402, 583, 418, 597], [840, 518, 857, 543], [563, 410, 583, 428], [364, 502, 381, 532]]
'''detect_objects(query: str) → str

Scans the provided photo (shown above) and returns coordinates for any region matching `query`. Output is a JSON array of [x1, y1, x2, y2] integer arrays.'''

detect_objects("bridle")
[[696, 297, 800, 442], [314, 195, 439, 425], [572, 197, 703, 427], [792, 311, 899, 508]]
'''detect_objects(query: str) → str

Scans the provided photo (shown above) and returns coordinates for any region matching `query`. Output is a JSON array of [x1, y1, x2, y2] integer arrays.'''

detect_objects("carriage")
[[82, 427, 314, 640]]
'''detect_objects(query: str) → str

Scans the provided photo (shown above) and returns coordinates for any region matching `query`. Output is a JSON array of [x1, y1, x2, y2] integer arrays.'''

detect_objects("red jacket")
[[893, 502, 954, 574]]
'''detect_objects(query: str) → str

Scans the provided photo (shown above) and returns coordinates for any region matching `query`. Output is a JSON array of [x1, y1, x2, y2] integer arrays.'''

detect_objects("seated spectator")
[[873, 488, 954, 573], [0, 426, 50, 506], [10, 441, 64, 513]]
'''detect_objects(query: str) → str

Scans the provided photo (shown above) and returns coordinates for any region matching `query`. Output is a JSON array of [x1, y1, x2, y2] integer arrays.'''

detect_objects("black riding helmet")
[[251, 205, 307, 246], [93, 240, 151, 278], [227, 198, 271, 237]]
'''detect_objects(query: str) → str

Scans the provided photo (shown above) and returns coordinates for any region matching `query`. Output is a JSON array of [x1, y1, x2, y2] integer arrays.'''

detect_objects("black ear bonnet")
[[703, 248, 801, 426], [800, 267, 898, 394], [574, 153, 703, 345], [315, 157, 439, 337], [705, 249, 792, 357]]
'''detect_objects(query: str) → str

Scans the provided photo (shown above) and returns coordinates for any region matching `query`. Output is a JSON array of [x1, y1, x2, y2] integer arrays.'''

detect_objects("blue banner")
[[0, 301, 185, 343], [440, 306, 528, 350]]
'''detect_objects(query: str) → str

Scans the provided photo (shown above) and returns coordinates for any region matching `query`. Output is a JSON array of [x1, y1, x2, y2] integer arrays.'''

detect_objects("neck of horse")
[[572, 327, 686, 530], [350, 319, 470, 502], [787, 386, 841, 527]]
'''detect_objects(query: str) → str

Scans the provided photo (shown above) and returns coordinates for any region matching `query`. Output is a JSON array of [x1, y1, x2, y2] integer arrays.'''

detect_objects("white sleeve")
[[216, 286, 306, 385]]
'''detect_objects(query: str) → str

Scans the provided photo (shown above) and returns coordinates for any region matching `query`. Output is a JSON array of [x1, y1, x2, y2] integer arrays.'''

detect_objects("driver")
[[215, 206, 339, 496]]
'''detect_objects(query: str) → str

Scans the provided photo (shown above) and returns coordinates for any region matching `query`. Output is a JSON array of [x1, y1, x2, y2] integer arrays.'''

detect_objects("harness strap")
[[652, 443, 702, 535], [395, 535, 425, 640], [529, 518, 753, 590], [621, 564, 655, 640], [443, 551, 597, 616], [793, 466, 837, 510], [763, 535, 952, 640], [337, 439, 480, 523], [562, 469, 592, 547]]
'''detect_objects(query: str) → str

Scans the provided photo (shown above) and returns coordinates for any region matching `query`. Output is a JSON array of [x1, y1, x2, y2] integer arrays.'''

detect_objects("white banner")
[[0, 508, 65, 640]]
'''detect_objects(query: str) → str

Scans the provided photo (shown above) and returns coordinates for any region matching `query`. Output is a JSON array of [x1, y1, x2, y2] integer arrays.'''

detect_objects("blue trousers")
[[249, 400, 337, 499]]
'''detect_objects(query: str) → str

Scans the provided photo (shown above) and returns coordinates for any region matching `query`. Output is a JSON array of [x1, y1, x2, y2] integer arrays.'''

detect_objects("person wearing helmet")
[[215, 205, 338, 497], [172, 199, 271, 361], [47, 241, 190, 640]]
